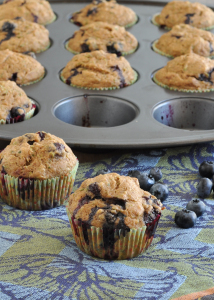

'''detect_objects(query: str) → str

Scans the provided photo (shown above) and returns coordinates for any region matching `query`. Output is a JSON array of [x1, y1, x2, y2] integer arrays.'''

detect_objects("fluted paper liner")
[[66, 206, 161, 260], [0, 160, 78, 210]]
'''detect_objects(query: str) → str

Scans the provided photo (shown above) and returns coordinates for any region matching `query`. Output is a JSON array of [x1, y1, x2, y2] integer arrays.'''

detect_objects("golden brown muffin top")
[[67, 173, 163, 229], [0, 81, 33, 120], [0, 19, 50, 53], [154, 24, 214, 58], [1, 0, 55, 25], [61, 50, 137, 89], [71, 0, 137, 28], [154, 1, 214, 29], [154, 53, 214, 91], [0, 49, 45, 85], [66, 21, 138, 56], [0, 132, 78, 179]]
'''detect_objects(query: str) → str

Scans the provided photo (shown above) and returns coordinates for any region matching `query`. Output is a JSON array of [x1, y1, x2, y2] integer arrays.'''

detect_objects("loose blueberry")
[[128, 170, 141, 178], [10, 106, 25, 118], [199, 161, 214, 178], [150, 182, 168, 202], [175, 209, 197, 228], [138, 173, 155, 191], [186, 199, 206, 217], [149, 167, 162, 182], [96, 168, 110, 176], [197, 177, 212, 198]]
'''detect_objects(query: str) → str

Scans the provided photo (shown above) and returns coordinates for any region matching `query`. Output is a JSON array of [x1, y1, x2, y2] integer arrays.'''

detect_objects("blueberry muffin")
[[153, 24, 214, 58], [71, 0, 137, 28], [66, 22, 138, 56], [152, 1, 214, 30], [153, 53, 214, 92], [1, 0, 56, 25], [0, 49, 45, 85], [0, 132, 79, 210], [66, 173, 163, 259], [0, 81, 36, 124], [0, 19, 50, 53], [60, 50, 137, 90]]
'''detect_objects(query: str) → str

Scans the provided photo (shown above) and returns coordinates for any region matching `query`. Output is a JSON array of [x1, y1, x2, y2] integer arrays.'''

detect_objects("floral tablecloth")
[[1, 142, 214, 300]]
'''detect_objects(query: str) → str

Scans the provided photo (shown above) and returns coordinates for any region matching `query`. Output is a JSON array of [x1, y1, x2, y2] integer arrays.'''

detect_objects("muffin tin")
[[1, 0, 214, 149]]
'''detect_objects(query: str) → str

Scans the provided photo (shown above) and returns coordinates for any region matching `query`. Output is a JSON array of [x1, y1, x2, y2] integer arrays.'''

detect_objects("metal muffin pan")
[[1, 0, 214, 149]]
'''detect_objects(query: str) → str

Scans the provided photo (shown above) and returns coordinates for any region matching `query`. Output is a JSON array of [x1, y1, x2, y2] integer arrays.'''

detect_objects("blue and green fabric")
[[1, 142, 214, 299]]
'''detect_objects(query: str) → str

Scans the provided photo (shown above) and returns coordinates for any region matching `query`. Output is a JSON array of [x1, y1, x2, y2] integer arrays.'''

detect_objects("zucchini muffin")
[[66, 173, 163, 260], [0, 19, 50, 53], [153, 24, 214, 58], [0, 49, 45, 85], [60, 50, 137, 90], [153, 1, 214, 30], [1, 0, 55, 25], [0, 132, 79, 210], [153, 53, 214, 92], [0, 80, 36, 124], [71, 0, 137, 28], [66, 22, 138, 56]]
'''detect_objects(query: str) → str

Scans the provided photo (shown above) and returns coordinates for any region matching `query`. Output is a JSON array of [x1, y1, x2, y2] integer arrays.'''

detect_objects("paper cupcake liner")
[[0, 160, 79, 210], [0, 100, 36, 125], [153, 74, 214, 93], [66, 206, 161, 260], [151, 13, 214, 31], [21, 73, 45, 86], [152, 39, 214, 59], [60, 70, 138, 91], [65, 41, 138, 57]]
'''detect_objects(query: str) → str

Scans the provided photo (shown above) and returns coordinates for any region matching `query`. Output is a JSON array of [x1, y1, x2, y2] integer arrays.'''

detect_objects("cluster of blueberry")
[[174, 160, 211, 229], [96, 167, 169, 202], [127, 167, 169, 202]]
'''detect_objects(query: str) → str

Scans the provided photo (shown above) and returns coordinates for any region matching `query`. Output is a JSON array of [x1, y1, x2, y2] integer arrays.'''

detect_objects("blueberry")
[[10, 106, 25, 118], [150, 182, 168, 202], [186, 199, 206, 217], [138, 173, 155, 191], [128, 170, 141, 178], [197, 178, 212, 198], [2, 21, 15, 32], [149, 167, 162, 182], [175, 209, 197, 228], [96, 168, 110, 176], [199, 161, 214, 178]]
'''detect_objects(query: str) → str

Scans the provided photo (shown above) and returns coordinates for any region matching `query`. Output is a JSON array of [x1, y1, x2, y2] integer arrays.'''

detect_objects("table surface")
[[1, 141, 214, 300]]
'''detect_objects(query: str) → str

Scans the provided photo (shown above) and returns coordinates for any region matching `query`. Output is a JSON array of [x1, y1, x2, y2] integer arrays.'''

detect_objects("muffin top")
[[154, 52, 214, 91], [154, 1, 214, 30], [0, 132, 78, 180], [71, 0, 137, 28], [66, 21, 138, 56], [0, 19, 50, 53], [61, 50, 137, 89], [0, 81, 34, 120], [0, 49, 45, 85], [67, 173, 163, 229], [153, 24, 214, 58], [1, 0, 55, 25]]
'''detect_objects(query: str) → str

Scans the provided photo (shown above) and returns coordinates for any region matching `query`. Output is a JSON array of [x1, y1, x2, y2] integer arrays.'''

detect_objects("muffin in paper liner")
[[66, 173, 163, 260], [0, 160, 79, 210], [0, 101, 36, 125], [60, 50, 138, 90], [153, 53, 214, 93], [66, 207, 161, 260]]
